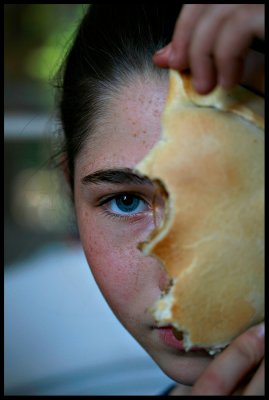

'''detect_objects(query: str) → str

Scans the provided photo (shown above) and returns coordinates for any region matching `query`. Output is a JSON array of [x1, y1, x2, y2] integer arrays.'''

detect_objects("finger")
[[249, 4, 265, 39], [153, 4, 209, 68], [242, 358, 265, 395], [188, 4, 241, 93], [191, 322, 265, 395], [152, 43, 172, 68], [190, 56, 217, 95], [168, 4, 210, 70], [214, 5, 265, 89]]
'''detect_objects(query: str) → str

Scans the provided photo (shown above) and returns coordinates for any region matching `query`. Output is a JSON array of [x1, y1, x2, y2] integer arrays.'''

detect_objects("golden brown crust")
[[136, 70, 264, 352]]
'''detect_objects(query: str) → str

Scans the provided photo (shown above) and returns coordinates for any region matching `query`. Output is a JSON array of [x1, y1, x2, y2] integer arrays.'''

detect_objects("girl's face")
[[74, 75, 212, 387]]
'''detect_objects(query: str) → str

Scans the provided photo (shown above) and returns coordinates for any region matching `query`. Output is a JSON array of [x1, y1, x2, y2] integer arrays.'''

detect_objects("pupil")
[[122, 195, 132, 205]]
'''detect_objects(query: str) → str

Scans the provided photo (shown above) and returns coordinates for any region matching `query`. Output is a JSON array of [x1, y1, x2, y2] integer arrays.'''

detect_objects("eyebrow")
[[81, 167, 153, 186]]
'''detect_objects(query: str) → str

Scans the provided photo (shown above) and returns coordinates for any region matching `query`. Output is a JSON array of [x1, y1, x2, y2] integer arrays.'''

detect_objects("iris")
[[115, 194, 141, 213]]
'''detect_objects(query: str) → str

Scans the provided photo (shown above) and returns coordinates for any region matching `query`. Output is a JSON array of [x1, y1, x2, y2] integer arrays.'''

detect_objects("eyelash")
[[98, 193, 151, 221]]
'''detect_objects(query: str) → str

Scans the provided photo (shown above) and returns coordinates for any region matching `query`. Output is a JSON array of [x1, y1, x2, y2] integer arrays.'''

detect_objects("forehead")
[[76, 75, 168, 176]]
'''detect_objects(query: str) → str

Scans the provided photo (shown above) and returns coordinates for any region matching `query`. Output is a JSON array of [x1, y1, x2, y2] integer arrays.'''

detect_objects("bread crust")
[[136, 70, 264, 353]]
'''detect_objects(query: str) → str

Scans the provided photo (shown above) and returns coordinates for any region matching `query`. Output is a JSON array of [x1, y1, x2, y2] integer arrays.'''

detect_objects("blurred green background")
[[4, 4, 86, 266]]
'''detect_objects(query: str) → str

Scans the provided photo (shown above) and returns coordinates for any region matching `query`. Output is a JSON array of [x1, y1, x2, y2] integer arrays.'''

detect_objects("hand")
[[153, 4, 264, 94], [191, 322, 265, 395]]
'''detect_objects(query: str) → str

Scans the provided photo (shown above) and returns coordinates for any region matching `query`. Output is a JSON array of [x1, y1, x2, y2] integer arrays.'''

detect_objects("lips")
[[157, 326, 206, 352]]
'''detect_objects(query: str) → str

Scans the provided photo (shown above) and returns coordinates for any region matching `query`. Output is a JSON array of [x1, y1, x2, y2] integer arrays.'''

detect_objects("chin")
[[146, 344, 213, 386]]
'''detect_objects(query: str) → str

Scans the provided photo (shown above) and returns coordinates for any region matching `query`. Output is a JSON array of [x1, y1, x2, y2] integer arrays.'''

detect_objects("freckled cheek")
[[78, 221, 165, 311], [82, 229, 146, 304], [80, 220, 133, 297], [76, 207, 170, 319]]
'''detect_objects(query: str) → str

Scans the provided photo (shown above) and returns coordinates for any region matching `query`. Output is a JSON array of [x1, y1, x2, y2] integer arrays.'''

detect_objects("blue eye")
[[106, 194, 147, 216]]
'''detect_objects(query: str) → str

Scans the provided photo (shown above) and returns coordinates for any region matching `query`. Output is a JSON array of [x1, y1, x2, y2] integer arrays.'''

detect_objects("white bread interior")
[[135, 70, 264, 354]]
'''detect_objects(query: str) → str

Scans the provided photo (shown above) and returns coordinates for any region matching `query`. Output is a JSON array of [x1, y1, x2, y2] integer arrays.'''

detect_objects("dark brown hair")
[[57, 4, 183, 191]]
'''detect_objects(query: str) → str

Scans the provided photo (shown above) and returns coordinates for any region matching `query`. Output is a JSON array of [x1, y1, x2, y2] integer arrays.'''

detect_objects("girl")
[[57, 5, 264, 395]]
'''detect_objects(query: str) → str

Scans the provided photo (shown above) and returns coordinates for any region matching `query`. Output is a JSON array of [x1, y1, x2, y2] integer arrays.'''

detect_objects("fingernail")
[[192, 77, 215, 95], [155, 44, 170, 56], [255, 322, 265, 338], [192, 78, 206, 94]]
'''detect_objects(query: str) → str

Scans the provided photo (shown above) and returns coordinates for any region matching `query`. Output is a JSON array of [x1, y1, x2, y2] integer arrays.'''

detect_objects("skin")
[[73, 74, 264, 395], [153, 4, 264, 95]]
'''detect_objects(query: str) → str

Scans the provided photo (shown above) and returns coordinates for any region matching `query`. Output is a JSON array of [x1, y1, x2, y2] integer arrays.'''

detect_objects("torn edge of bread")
[[135, 69, 264, 354]]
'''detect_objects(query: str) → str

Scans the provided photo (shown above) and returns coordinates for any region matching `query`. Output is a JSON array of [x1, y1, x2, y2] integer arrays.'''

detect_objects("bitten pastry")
[[136, 70, 264, 354]]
